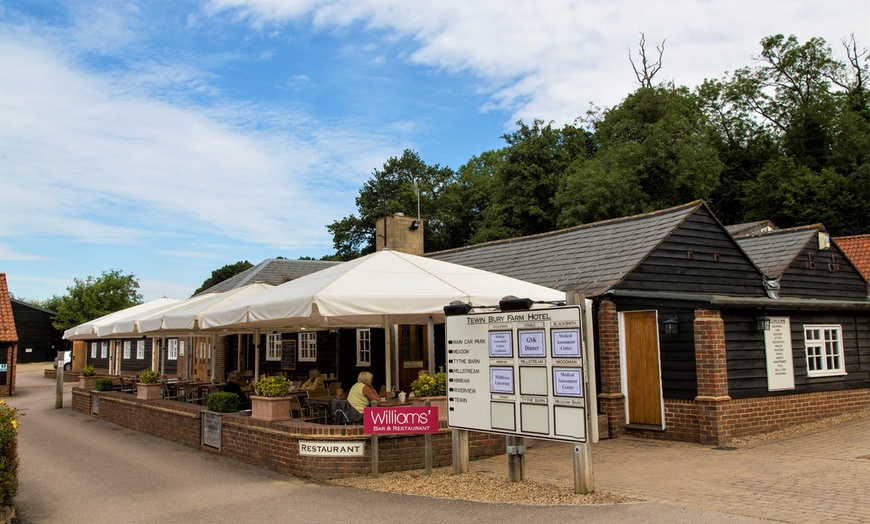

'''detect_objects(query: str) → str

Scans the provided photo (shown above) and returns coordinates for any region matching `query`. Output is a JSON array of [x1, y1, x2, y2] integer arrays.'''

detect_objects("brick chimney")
[[376, 214, 424, 255]]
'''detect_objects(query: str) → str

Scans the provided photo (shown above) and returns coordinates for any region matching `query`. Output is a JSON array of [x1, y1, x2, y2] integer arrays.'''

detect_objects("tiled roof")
[[736, 226, 820, 278], [726, 220, 778, 238], [0, 274, 19, 343], [197, 258, 340, 295], [835, 234, 870, 281], [428, 201, 702, 296]]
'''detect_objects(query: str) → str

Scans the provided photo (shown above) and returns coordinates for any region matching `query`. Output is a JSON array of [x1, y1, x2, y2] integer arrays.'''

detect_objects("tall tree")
[[51, 270, 142, 332], [557, 84, 722, 225], [474, 120, 594, 242], [327, 150, 457, 259], [193, 261, 254, 295]]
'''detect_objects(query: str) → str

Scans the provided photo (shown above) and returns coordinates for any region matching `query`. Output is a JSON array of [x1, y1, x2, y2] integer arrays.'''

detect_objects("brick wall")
[[596, 299, 625, 437], [72, 388, 504, 479]]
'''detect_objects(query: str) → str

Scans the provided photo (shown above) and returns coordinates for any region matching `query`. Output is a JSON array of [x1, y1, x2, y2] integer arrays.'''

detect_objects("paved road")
[[5, 363, 803, 523]]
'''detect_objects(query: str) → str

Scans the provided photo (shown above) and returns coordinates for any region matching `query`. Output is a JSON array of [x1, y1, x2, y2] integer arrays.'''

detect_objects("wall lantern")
[[755, 316, 771, 331], [409, 220, 420, 230], [662, 315, 679, 334]]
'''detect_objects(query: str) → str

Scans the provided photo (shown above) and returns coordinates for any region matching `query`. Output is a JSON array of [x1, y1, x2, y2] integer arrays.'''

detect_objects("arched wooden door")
[[621, 311, 664, 427]]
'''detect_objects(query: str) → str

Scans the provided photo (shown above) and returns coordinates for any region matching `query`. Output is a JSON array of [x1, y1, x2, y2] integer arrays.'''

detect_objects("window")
[[123, 340, 131, 359], [90, 342, 97, 358], [167, 339, 178, 360], [357, 329, 371, 366], [266, 333, 282, 362], [136, 340, 145, 360], [100, 341, 108, 358], [804, 325, 845, 377], [299, 332, 317, 362]]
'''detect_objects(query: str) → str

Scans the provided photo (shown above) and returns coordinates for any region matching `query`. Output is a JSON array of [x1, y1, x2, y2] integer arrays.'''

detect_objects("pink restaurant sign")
[[364, 406, 440, 434]]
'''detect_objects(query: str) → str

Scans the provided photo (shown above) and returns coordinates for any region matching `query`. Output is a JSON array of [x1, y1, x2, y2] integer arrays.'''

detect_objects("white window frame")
[[91, 342, 97, 358], [804, 325, 846, 377], [266, 333, 283, 362], [136, 340, 145, 360], [167, 339, 178, 361], [123, 340, 131, 360], [356, 328, 371, 366], [100, 341, 108, 358], [299, 332, 317, 362]]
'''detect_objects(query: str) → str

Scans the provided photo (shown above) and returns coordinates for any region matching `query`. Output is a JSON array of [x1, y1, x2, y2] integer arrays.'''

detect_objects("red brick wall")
[[72, 388, 505, 479], [596, 299, 626, 437]]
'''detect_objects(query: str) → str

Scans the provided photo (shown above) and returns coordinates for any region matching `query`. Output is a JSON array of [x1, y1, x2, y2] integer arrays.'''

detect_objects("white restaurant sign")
[[763, 317, 795, 391], [298, 441, 365, 457]]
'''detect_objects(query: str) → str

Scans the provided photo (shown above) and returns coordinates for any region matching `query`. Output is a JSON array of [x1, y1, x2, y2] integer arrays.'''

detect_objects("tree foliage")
[[51, 270, 142, 332], [193, 261, 254, 295]]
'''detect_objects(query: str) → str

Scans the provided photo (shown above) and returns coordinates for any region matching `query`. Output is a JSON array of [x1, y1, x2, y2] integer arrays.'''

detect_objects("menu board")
[[446, 306, 589, 443], [763, 317, 795, 391], [281, 340, 297, 371]]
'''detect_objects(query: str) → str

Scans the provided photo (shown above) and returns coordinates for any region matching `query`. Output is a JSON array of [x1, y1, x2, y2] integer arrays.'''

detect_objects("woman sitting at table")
[[223, 371, 247, 403], [300, 368, 326, 396], [347, 371, 381, 419]]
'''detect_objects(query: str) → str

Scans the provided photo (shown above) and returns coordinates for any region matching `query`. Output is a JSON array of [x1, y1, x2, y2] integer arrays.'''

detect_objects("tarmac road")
[[6, 363, 769, 524]]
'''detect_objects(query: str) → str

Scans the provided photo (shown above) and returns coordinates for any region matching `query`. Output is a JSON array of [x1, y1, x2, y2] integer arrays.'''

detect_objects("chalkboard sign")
[[281, 340, 297, 371]]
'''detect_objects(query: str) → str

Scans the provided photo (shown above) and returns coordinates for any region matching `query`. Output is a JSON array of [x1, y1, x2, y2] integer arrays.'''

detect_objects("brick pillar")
[[596, 299, 625, 436], [214, 335, 227, 382], [694, 309, 731, 445]]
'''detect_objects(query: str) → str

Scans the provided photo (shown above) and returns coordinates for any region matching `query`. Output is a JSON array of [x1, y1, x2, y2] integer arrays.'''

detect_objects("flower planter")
[[137, 382, 162, 401], [79, 375, 97, 389], [410, 396, 448, 420], [250, 395, 292, 422]]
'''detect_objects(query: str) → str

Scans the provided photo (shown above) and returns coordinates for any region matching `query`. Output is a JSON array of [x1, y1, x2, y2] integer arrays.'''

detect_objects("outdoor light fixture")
[[755, 316, 771, 331], [443, 302, 473, 317], [663, 315, 679, 334], [409, 220, 420, 230], [499, 297, 535, 311]]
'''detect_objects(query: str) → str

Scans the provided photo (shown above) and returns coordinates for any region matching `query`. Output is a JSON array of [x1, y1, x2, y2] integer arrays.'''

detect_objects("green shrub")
[[138, 369, 159, 383], [81, 364, 96, 377], [95, 378, 114, 391], [0, 400, 20, 507], [207, 392, 241, 413], [252, 375, 290, 397], [411, 368, 447, 397]]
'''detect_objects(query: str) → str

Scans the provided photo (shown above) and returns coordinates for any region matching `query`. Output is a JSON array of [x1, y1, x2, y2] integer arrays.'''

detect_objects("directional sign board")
[[445, 306, 588, 443]]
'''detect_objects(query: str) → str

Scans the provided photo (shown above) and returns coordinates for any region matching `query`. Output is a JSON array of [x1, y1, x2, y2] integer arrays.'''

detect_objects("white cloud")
[[0, 244, 51, 262], [206, 0, 870, 124]]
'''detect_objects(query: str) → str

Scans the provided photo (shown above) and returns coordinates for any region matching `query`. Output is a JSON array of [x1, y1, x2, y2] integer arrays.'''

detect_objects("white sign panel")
[[446, 306, 588, 443], [764, 317, 795, 391], [299, 441, 365, 457]]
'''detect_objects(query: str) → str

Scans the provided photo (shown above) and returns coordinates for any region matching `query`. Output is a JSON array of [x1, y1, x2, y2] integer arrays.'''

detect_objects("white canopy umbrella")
[[96, 293, 219, 337], [63, 298, 179, 340], [137, 283, 273, 333], [199, 249, 566, 330]]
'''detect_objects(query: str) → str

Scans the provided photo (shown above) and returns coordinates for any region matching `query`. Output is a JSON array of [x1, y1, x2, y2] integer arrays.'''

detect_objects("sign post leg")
[[452, 429, 469, 474], [506, 435, 525, 482], [55, 350, 64, 409]]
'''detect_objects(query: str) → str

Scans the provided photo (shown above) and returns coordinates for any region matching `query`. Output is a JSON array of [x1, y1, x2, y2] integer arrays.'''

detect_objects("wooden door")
[[71, 340, 86, 373], [192, 337, 211, 381], [398, 325, 427, 392], [622, 311, 663, 427]]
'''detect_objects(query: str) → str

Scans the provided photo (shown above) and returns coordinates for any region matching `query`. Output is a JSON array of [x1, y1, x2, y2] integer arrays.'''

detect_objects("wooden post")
[[568, 290, 595, 494], [55, 350, 64, 409], [424, 399, 433, 474], [506, 435, 525, 482], [452, 429, 469, 474]]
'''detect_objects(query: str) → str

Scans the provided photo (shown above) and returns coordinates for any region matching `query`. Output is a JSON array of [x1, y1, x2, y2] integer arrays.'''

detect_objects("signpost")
[[445, 303, 595, 493]]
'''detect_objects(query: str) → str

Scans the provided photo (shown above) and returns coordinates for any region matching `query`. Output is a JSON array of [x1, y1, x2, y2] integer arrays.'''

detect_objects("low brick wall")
[[42, 369, 80, 382], [627, 388, 870, 444], [72, 388, 504, 479]]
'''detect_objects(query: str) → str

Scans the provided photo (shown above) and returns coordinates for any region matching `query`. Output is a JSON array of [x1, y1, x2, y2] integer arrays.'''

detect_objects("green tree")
[[193, 261, 254, 295], [474, 120, 594, 242], [51, 270, 142, 332], [327, 150, 457, 259], [557, 85, 722, 225]]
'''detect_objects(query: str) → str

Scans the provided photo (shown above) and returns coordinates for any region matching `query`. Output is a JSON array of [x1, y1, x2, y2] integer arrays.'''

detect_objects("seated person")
[[347, 371, 381, 418], [300, 368, 326, 396], [223, 371, 247, 403]]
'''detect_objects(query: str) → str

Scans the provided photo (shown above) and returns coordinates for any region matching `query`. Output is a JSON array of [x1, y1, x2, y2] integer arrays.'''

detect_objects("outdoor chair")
[[118, 376, 134, 393], [161, 381, 183, 401], [291, 396, 327, 424], [330, 399, 362, 425]]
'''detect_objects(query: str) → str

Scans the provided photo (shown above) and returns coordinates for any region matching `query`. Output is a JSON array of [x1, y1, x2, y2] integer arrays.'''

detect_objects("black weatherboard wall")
[[11, 299, 64, 363]]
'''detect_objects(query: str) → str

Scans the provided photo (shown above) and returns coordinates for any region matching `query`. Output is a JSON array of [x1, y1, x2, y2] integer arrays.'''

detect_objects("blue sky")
[[1, 0, 867, 302]]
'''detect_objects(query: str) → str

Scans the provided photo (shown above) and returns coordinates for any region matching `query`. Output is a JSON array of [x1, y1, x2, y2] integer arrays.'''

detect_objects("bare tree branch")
[[629, 33, 665, 88]]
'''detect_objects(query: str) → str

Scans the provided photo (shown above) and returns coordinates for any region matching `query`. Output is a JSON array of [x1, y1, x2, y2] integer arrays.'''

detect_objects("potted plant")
[[409, 368, 448, 419], [79, 365, 97, 389], [136, 369, 162, 400], [250, 375, 292, 422]]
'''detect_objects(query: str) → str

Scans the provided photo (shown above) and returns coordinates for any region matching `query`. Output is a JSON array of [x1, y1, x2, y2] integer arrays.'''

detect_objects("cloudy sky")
[[1, 0, 867, 302]]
